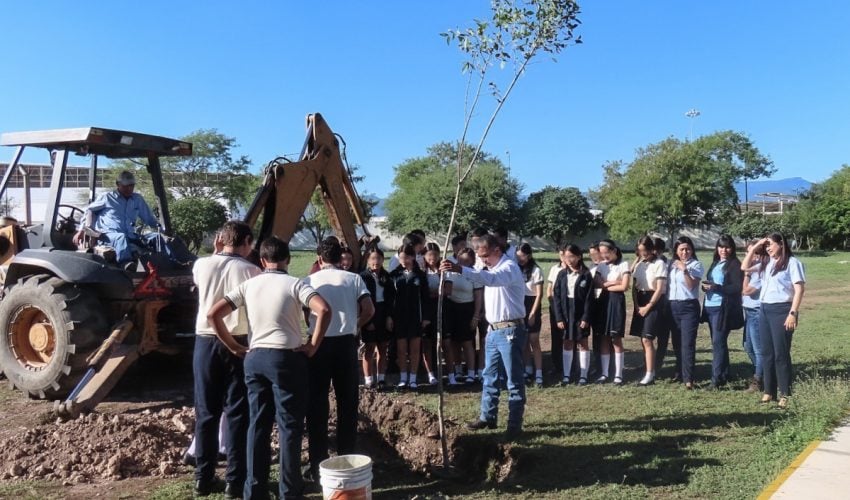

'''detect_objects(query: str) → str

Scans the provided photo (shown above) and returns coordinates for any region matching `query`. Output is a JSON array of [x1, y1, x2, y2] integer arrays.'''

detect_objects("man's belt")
[[490, 319, 523, 330]]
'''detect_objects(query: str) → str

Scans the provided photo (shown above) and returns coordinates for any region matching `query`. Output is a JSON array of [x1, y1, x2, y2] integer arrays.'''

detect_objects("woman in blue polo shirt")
[[700, 235, 744, 389], [667, 236, 704, 389], [742, 232, 805, 409]]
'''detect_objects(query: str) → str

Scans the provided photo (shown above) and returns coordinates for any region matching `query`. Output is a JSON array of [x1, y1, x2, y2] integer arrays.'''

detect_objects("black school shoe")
[[224, 481, 243, 499], [194, 478, 223, 497]]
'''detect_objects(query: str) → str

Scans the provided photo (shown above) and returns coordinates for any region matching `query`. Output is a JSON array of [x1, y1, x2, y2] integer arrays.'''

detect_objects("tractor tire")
[[0, 276, 108, 399]]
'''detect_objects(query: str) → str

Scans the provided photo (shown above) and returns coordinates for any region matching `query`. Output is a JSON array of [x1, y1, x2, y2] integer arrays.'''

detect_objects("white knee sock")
[[399, 371, 408, 383], [615, 352, 625, 378], [562, 350, 574, 378], [601, 354, 611, 377], [579, 351, 590, 378]]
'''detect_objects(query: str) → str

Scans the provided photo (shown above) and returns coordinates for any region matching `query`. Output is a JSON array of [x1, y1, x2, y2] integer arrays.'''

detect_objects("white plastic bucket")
[[319, 454, 373, 500]]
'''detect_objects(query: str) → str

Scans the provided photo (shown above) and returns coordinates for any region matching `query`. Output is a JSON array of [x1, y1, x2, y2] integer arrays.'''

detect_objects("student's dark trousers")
[[670, 299, 700, 383], [307, 335, 359, 472], [548, 303, 563, 375], [654, 298, 679, 374], [705, 306, 731, 386], [193, 335, 248, 486], [760, 302, 794, 398], [243, 348, 308, 500]]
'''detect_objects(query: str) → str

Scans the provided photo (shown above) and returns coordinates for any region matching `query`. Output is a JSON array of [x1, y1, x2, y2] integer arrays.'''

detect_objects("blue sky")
[[1, 1, 848, 199]]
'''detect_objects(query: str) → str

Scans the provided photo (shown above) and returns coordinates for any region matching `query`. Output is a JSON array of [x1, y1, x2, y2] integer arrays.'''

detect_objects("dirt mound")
[[0, 407, 194, 484]]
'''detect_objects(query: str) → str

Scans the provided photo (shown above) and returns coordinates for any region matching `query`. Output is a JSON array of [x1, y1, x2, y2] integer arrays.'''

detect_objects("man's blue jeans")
[[743, 306, 762, 380], [480, 323, 527, 431]]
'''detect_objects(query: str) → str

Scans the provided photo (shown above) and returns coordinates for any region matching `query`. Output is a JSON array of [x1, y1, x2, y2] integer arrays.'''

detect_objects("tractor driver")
[[72, 170, 160, 264]]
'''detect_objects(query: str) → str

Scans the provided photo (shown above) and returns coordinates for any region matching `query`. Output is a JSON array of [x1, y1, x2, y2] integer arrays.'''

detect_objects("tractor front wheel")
[[0, 276, 107, 399]]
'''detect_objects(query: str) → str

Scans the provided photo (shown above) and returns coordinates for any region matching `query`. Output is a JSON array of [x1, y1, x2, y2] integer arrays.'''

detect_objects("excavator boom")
[[244, 113, 375, 269]]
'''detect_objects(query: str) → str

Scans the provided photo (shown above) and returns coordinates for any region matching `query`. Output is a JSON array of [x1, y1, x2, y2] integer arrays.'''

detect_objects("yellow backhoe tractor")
[[0, 114, 374, 418]]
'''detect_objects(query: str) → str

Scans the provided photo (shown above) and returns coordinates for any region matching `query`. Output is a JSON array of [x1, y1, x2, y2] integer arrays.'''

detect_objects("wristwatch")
[[789, 311, 798, 317]]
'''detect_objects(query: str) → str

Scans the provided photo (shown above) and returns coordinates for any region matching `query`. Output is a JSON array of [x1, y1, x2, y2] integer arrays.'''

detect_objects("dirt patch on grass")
[[0, 407, 194, 484]]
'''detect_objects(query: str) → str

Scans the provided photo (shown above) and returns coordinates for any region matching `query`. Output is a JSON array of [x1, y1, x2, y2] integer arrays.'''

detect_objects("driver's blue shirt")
[[86, 191, 157, 237]]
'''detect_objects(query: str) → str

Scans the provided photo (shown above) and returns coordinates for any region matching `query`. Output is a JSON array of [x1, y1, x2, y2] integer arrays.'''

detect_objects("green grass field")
[[5, 250, 847, 499], [396, 250, 850, 499]]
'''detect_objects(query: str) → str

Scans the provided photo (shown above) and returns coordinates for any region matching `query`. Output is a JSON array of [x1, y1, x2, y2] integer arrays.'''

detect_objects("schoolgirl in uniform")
[[596, 239, 631, 385], [667, 236, 704, 389], [629, 236, 668, 386], [388, 244, 431, 389], [421, 242, 443, 385], [651, 238, 673, 374], [552, 243, 595, 385], [588, 242, 605, 378], [742, 233, 805, 409], [700, 235, 744, 389], [741, 238, 768, 393], [444, 247, 483, 384], [547, 247, 567, 378], [359, 247, 395, 389], [516, 243, 544, 387]]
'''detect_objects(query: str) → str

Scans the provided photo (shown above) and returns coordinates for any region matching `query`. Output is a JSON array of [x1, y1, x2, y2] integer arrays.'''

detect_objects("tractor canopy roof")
[[0, 127, 192, 159]]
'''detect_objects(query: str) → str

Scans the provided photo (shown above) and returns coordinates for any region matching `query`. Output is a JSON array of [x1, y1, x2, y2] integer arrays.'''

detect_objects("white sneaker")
[[428, 375, 438, 385], [409, 381, 418, 390]]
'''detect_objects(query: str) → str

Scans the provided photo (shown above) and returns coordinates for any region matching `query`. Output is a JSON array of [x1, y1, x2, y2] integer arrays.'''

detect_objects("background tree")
[[111, 129, 258, 214], [522, 185, 592, 247], [801, 165, 850, 249], [170, 196, 228, 253], [384, 142, 522, 237], [595, 131, 775, 242]]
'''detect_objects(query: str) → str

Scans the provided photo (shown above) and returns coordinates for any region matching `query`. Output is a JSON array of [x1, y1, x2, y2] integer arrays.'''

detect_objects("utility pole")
[[685, 108, 701, 141]]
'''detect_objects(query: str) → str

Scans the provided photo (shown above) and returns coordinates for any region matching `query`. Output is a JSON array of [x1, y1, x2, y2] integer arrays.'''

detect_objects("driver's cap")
[[117, 170, 136, 186]]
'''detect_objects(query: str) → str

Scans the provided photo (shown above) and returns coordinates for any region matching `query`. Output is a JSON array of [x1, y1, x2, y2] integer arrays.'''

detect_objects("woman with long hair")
[[742, 233, 805, 409], [421, 242, 443, 385], [667, 236, 704, 389], [741, 238, 769, 393], [700, 235, 745, 389], [595, 239, 631, 385], [388, 244, 430, 389], [552, 243, 595, 385], [546, 246, 568, 379], [359, 247, 395, 389], [629, 236, 668, 386], [516, 243, 545, 387], [444, 247, 483, 384]]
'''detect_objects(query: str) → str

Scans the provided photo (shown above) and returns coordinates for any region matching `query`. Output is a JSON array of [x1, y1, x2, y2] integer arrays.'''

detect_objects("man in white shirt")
[[191, 221, 260, 498], [441, 234, 527, 440], [303, 238, 374, 479], [209, 237, 331, 500]]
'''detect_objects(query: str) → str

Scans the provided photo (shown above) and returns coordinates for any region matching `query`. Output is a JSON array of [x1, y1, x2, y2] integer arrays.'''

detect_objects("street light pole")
[[685, 108, 701, 141]]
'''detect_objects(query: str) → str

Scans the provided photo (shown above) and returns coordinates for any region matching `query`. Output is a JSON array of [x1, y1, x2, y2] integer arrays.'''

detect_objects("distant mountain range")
[[734, 177, 812, 203]]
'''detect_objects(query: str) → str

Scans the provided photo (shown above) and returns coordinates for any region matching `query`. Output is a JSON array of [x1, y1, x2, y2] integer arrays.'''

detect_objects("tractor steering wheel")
[[57, 204, 85, 228]]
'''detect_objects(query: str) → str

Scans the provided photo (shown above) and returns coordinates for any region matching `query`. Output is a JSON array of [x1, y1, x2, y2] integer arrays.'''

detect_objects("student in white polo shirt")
[[303, 238, 374, 479], [190, 221, 260, 497], [208, 237, 331, 500]]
